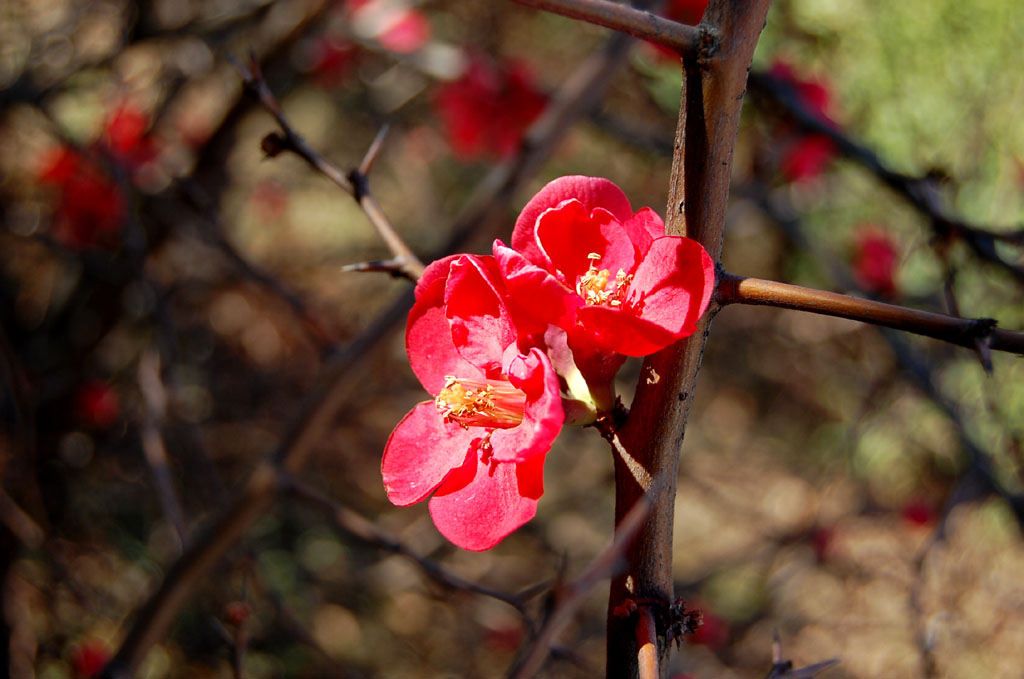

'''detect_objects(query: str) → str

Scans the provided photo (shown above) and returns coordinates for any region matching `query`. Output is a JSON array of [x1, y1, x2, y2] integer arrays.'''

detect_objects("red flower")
[[647, 0, 708, 60], [308, 35, 357, 88], [74, 380, 121, 429], [689, 607, 728, 649], [901, 498, 937, 527], [70, 639, 109, 678], [435, 55, 546, 160], [382, 254, 564, 551], [769, 60, 838, 183], [36, 148, 125, 250], [349, 0, 431, 54], [494, 176, 714, 397], [103, 100, 157, 168], [665, 0, 709, 24], [853, 227, 900, 298]]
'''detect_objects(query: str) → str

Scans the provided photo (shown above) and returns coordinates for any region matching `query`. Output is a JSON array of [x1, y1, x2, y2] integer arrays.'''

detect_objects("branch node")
[[347, 168, 370, 202]]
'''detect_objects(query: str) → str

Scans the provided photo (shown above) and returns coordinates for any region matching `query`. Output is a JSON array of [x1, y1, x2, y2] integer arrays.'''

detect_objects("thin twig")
[[137, 348, 188, 548], [747, 70, 1024, 285], [715, 271, 1024, 355], [0, 488, 45, 550], [235, 54, 424, 281], [509, 494, 651, 679], [285, 477, 533, 617], [174, 178, 340, 354], [511, 0, 709, 58], [102, 24, 639, 676]]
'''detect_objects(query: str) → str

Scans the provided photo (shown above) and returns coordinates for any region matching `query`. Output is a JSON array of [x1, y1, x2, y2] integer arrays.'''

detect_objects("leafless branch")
[[137, 348, 188, 548], [748, 70, 1024, 285], [511, 0, 710, 58], [715, 271, 1024, 357], [509, 493, 651, 679], [235, 54, 425, 282]]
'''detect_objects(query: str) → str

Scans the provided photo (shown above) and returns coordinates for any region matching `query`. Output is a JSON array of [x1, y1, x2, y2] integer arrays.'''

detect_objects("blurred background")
[[1, 0, 1023, 677]]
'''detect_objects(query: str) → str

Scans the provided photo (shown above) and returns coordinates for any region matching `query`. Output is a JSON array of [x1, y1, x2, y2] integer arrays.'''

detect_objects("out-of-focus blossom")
[[309, 35, 358, 88], [770, 60, 838, 183], [70, 639, 109, 679], [349, 0, 431, 54], [665, 0, 709, 24], [73, 380, 121, 429], [852, 227, 900, 298], [901, 498, 937, 527], [36, 148, 126, 250], [646, 0, 709, 60], [36, 98, 159, 249], [434, 54, 546, 160], [689, 607, 728, 649], [103, 100, 158, 169]]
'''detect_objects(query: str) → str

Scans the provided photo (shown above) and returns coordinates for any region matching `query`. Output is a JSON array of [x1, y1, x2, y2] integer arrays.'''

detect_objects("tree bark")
[[606, 2, 773, 676]]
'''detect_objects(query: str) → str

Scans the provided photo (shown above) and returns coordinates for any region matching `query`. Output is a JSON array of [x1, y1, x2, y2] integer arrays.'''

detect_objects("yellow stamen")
[[576, 252, 633, 307], [434, 376, 526, 429]]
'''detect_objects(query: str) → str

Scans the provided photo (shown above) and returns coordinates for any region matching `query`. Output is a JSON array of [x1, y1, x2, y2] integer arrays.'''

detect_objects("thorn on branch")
[[260, 132, 289, 158], [341, 258, 415, 280], [766, 631, 840, 679], [346, 168, 370, 202], [612, 596, 702, 649]]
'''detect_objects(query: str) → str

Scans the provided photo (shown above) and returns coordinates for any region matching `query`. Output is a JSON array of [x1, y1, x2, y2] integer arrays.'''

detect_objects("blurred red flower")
[[434, 54, 546, 160], [853, 227, 900, 298], [770, 60, 838, 183], [309, 35, 358, 88], [349, 0, 431, 54], [665, 0, 709, 24], [73, 380, 121, 429], [901, 498, 937, 527], [103, 100, 158, 168], [689, 607, 728, 649], [70, 639, 109, 678], [36, 148, 126, 250], [36, 98, 158, 249], [382, 254, 564, 551]]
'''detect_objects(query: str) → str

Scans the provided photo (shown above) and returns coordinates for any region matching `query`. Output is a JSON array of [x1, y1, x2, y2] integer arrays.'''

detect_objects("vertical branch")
[[606, 1, 773, 677]]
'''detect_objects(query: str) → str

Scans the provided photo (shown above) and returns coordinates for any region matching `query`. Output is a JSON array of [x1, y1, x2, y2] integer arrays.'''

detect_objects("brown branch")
[[285, 477, 532, 617], [607, 1, 773, 677], [715, 271, 1024, 356], [235, 55, 425, 282], [137, 348, 188, 548], [635, 606, 660, 679], [102, 26, 642, 677], [747, 70, 1024, 285], [509, 494, 651, 679], [511, 0, 709, 58]]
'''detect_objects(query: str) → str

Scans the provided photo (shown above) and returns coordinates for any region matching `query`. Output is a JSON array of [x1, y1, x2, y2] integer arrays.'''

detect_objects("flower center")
[[434, 376, 526, 429], [576, 252, 632, 307]]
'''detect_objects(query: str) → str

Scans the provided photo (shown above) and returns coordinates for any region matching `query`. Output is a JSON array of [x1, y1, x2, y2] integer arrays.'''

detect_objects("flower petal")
[[444, 255, 517, 378], [407, 261, 479, 394], [512, 176, 633, 263], [382, 402, 480, 506], [488, 348, 564, 463], [494, 240, 580, 332], [533, 202, 636, 289], [627, 235, 715, 338], [428, 454, 545, 551]]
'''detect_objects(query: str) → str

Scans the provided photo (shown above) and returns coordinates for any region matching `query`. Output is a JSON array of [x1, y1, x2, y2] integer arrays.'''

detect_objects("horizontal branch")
[[716, 271, 1024, 355], [511, 0, 709, 58]]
